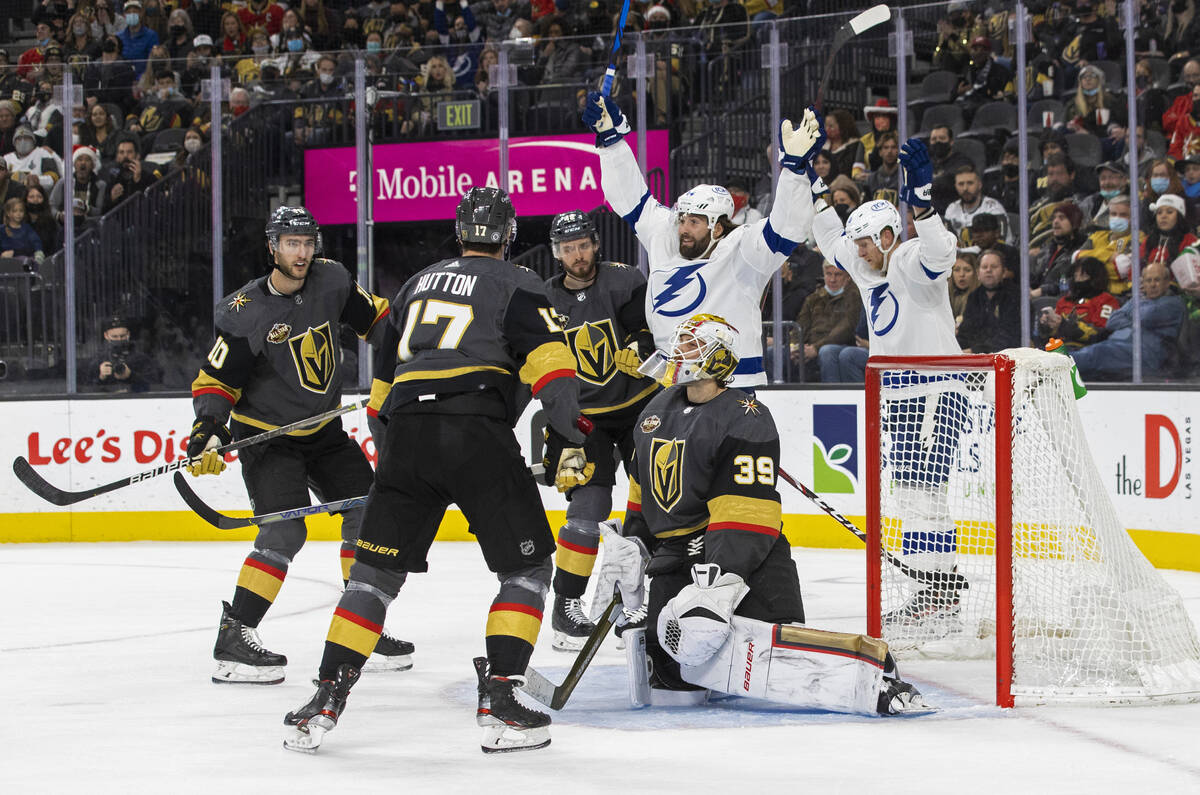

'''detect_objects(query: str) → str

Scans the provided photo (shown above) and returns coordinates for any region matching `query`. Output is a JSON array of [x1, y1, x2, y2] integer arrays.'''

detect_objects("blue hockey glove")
[[582, 91, 630, 148], [898, 137, 933, 209]]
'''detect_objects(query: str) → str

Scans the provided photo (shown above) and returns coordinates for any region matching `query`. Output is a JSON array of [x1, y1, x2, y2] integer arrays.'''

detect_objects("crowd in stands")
[[763, 0, 1200, 383], [3, 0, 1200, 386]]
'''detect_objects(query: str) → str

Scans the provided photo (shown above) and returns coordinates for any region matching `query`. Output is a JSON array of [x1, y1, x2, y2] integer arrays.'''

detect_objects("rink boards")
[[1, 389, 1196, 571]]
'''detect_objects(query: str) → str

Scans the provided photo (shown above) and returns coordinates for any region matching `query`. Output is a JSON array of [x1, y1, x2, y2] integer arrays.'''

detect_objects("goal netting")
[[865, 348, 1200, 706]]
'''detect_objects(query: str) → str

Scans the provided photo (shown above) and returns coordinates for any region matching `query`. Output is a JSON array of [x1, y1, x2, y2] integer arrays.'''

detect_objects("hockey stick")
[[814, 4, 891, 111], [599, 0, 632, 97], [176, 462, 554, 530], [521, 593, 623, 710], [12, 400, 367, 506], [777, 466, 968, 591]]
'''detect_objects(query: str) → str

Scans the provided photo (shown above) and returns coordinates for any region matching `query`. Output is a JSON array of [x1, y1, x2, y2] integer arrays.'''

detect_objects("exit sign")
[[437, 99, 481, 131]]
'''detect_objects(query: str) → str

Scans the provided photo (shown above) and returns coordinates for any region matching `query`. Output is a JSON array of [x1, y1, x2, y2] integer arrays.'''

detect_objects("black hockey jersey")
[[626, 387, 783, 581], [191, 259, 389, 437], [544, 262, 658, 418], [368, 255, 584, 442]]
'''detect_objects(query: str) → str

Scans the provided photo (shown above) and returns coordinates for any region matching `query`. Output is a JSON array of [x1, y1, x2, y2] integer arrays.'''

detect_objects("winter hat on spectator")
[[73, 145, 100, 171], [124, 0, 143, 8], [1078, 64, 1105, 86], [14, 125, 36, 144], [1052, 200, 1084, 230], [645, 5, 671, 27], [1175, 154, 1200, 174], [193, 34, 214, 49], [1149, 194, 1185, 215]]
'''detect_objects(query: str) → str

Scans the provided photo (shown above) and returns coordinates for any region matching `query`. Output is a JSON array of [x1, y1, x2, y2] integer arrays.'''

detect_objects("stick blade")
[[850, 4, 891, 34], [172, 472, 250, 530], [12, 456, 76, 506]]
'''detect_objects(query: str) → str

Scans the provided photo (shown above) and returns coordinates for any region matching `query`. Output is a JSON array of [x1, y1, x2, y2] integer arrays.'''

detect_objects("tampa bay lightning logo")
[[653, 262, 708, 317], [868, 283, 899, 336]]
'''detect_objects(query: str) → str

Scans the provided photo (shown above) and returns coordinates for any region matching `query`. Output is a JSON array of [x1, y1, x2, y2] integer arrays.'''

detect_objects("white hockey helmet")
[[674, 184, 736, 232], [649, 313, 740, 387], [845, 199, 902, 258]]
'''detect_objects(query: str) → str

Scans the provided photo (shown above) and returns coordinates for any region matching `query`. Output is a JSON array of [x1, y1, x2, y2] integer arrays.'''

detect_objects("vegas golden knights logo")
[[650, 437, 685, 513], [288, 321, 337, 393], [566, 320, 619, 386]]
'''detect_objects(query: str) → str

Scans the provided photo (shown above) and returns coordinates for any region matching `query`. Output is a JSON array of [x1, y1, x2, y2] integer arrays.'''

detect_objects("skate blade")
[[480, 725, 551, 754], [551, 630, 588, 652], [282, 716, 334, 753], [212, 661, 285, 685], [362, 653, 413, 672], [884, 695, 940, 717]]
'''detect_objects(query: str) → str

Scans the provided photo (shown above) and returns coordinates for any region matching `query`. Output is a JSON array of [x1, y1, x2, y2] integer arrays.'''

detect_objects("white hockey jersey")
[[4, 147, 63, 192], [597, 140, 813, 387], [811, 206, 960, 357]]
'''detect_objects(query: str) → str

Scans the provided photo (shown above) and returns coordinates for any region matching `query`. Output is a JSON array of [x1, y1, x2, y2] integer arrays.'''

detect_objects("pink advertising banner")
[[303, 131, 669, 224]]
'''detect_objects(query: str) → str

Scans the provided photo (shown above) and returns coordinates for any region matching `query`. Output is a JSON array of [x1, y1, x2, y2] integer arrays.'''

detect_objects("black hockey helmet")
[[266, 205, 322, 254], [549, 210, 597, 246], [455, 187, 516, 249]]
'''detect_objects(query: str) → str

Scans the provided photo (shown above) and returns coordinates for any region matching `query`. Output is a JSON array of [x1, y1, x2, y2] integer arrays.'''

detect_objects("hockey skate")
[[882, 568, 963, 634], [551, 594, 595, 652], [474, 657, 551, 754], [614, 605, 647, 650], [283, 664, 361, 753], [362, 632, 415, 672], [212, 601, 287, 685], [877, 652, 937, 715]]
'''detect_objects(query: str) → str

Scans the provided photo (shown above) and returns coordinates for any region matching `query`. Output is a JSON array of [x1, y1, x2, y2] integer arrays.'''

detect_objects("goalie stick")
[[13, 400, 367, 506], [815, 4, 891, 111], [777, 466, 968, 591], [520, 593, 623, 710]]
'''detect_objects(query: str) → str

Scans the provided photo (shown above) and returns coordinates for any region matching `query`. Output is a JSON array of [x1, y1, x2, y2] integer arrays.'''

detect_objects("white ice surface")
[[4, 542, 1200, 793]]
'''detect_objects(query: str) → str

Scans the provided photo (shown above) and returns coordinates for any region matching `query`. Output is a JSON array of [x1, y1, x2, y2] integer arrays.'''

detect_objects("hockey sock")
[[320, 587, 387, 680], [230, 551, 289, 627], [340, 543, 355, 584], [552, 520, 601, 598], [485, 581, 547, 678]]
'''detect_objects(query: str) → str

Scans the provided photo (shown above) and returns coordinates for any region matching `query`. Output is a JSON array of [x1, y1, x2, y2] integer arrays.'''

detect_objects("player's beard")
[[274, 257, 309, 285], [678, 230, 711, 259], [563, 253, 597, 284]]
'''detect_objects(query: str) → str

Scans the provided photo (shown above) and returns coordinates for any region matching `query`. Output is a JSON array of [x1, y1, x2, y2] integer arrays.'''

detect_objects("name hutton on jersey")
[[414, 270, 478, 297]]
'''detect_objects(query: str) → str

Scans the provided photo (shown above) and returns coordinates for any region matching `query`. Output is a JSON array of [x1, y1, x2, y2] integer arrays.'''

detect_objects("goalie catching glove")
[[582, 91, 630, 148], [658, 563, 749, 666], [589, 519, 650, 623], [186, 416, 231, 476]]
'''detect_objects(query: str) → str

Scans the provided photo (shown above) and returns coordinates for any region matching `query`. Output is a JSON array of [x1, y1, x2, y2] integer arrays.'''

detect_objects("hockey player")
[[602, 314, 924, 714], [581, 92, 821, 388], [282, 187, 594, 755], [541, 209, 659, 651], [808, 139, 966, 629], [188, 206, 414, 685]]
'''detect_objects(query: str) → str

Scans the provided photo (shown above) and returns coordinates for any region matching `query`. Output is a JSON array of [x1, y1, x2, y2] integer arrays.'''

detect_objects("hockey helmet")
[[845, 199, 901, 258], [266, 205, 322, 254], [456, 186, 517, 248], [644, 313, 739, 387], [549, 210, 598, 260], [673, 184, 735, 232]]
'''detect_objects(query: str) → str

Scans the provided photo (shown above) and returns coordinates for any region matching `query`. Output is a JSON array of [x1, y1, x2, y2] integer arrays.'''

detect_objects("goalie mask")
[[674, 184, 735, 233], [845, 199, 901, 269], [266, 206, 322, 255], [456, 186, 517, 253], [639, 313, 739, 387]]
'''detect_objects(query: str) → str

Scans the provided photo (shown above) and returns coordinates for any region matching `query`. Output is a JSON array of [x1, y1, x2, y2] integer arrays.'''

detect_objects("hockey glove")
[[185, 416, 231, 477], [554, 445, 595, 493], [898, 137, 934, 209], [582, 91, 630, 148], [657, 563, 749, 666], [613, 342, 644, 378], [780, 106, 826, 185], [590, 519, 650, 623]]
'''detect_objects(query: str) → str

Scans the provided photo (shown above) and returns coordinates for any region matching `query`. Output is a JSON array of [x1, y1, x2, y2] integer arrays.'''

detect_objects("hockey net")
[[865, 348, 1200, 706]]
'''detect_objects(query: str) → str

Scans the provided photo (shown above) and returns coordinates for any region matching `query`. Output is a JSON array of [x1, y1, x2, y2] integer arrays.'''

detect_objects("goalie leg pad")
[[624, 626, 651, 708], [680, 616, 888, 715]]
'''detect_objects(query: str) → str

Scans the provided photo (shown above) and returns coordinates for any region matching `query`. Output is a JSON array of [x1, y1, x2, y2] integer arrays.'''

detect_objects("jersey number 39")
[[733, 454, 774, 485]]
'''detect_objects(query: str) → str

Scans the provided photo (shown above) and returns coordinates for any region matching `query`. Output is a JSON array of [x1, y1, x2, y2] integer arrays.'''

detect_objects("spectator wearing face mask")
[[65, 12, 102, 60], [470, 0, 527, 43], [436, 0, 484, 89], [84, 36, 138, 115], [171, 126, 207, 171], [49, 145, 106, 225], [23, 80, 64, 156], [164, 9, 196, 63], [1074, 193, 1136, 297], [118, 0, 161, 78], [4, 125, 63, 192], [726, 177, 762, 225], [1038, 255, 1120, 349], [18, 23, 55, 81], [22, 183, 60, 253], [795, 262, 861, 383], [827, 175, 861, 224]]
